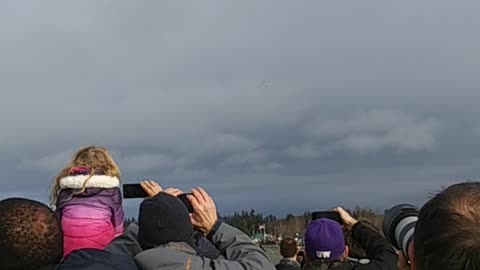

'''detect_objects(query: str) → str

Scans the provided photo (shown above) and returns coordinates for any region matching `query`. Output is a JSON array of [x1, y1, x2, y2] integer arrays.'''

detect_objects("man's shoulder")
[[134, 243, 199, 269], [59, 248, 136, 270], [276, 259, 301, 270]]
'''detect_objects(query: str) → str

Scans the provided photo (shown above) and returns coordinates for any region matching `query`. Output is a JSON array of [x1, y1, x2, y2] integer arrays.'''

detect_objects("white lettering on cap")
[[315, 251, 331, 259], [359, 259, 370, 264]]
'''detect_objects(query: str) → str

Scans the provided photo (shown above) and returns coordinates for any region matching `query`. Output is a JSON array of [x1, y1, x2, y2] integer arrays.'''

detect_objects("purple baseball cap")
[[305, 218, 345, 261]]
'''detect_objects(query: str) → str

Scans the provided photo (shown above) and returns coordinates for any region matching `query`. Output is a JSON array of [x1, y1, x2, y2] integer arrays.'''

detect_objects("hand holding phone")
[[189, 188, 218, 234], [123, 184, 148, 198], [311, 211, 343, 225], [123, 181, 162, 198], [122, 184, 194, 213], [333, 207, 358, 230]]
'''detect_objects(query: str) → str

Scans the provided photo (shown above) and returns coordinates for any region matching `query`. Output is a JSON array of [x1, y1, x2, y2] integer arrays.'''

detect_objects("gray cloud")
[[1, 0, 480, 216], [305, 110, 437, 153], [286, 144, 322, 160]]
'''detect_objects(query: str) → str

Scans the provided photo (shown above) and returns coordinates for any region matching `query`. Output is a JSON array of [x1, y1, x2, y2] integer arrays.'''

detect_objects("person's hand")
[[163, 187, 183, 197], [140, 180, 183, 197], [140, 180, 163, 197], [333, 207, 358, 230], [397, 251, 411, 270], [188, 187, 218, 234]]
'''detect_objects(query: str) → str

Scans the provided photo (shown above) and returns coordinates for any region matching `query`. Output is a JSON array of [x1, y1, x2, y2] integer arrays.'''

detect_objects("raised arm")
[[185, 188, 275, 270], [111, 188, 125, 236], [335, 207, 398, 270]]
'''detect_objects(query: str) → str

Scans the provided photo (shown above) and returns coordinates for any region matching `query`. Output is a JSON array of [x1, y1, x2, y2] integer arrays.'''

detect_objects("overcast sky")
[[1, 1, 480, 217]]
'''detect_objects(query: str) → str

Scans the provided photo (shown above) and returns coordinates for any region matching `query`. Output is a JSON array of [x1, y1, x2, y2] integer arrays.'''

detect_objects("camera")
[[382, 204, 419, 259]]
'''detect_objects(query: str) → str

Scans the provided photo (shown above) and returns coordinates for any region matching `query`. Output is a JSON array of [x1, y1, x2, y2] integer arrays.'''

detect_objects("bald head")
[[414, 182, 480, 270], [0, 198, 63, 270]]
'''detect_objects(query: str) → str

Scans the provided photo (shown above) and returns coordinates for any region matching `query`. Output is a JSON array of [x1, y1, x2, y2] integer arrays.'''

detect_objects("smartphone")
[[122, 184, 194, 212], [178, 193, 194, 213], [311, 211, 343, 225], [123, 184, 148, 199]]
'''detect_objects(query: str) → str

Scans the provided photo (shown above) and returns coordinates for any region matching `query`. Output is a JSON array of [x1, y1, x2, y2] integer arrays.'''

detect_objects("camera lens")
[[383, 204, 419, 259]]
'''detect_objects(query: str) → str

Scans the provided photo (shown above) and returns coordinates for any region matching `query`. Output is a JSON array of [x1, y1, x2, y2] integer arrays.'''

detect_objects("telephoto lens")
[[383, 204, 419, 259]]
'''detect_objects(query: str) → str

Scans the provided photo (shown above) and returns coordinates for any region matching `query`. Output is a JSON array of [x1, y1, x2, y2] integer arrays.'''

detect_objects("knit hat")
[[137, 192, 194, 250], [304, 218, 345, 261]]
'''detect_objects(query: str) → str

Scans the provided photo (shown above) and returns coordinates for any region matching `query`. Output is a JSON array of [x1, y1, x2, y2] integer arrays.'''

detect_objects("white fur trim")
[[59, 175, 120, 189]]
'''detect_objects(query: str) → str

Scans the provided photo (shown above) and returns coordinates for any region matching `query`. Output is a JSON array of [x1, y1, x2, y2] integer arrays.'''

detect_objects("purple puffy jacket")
[[55, 174, 124, 256]]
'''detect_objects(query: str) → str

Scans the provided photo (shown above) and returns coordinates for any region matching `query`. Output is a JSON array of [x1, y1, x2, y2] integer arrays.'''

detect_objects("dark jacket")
[[303, 223, 397, 270], [60, 248, 136, 270], [193, 229, 222, 259], [36, 249, 135, 270], [276, 258, 302, 270]]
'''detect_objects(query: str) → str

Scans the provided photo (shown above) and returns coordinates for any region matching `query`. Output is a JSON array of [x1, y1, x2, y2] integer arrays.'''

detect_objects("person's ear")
[[408, 241, 416, 270], [345, 245, 349, 258]]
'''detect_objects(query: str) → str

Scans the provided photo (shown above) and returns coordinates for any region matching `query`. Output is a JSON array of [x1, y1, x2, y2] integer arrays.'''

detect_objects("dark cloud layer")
[[1, 1, 480, 217]]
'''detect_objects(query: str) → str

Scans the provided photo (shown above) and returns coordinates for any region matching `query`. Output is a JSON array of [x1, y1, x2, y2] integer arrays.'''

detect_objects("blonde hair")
[[50, 146, 121, 207]]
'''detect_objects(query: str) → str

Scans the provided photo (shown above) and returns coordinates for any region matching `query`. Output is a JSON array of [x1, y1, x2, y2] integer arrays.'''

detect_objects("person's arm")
[[188, 188, 276, 270], [202, 221, 275, 270], [134, 187, 276, 270], [54, 189, 71, 219], [194, 230, 223, 259], [105, 222, 143, 258], [111, 188, 125, 236], [334, 207, 397, 270], [351, 223, 397, 270]]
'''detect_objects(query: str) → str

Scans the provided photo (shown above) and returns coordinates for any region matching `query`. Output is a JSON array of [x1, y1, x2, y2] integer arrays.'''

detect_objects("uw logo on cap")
[[358, 259, 370, 264], [316, 250, 331, 259]]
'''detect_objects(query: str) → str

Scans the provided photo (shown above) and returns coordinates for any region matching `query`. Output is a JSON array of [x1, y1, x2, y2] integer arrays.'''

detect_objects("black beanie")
[[137, 192, 194, 250]]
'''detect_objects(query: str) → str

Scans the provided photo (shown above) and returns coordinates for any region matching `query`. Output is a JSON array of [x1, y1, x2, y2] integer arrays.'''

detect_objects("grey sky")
[[1, 1, 480, 217]]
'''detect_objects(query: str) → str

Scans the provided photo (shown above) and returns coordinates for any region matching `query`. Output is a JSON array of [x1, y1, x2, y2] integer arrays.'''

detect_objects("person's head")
[[138, 192, 194, 250], [343, 218, 379, 258], [280, 237, 298, 259], [50, 145, 120, 206], [411, 182, 480, 270], [304, 218, 348, 263], [0, 198, 63, 270]]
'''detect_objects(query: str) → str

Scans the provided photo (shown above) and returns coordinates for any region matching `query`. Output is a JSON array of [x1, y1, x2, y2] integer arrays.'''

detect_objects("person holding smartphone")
[[107, 185, 275, 270], [302, 208, 397, 270]]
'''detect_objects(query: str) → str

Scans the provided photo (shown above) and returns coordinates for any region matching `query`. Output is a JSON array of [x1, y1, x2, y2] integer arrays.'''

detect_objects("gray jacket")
[[106, 221, 275, 270]]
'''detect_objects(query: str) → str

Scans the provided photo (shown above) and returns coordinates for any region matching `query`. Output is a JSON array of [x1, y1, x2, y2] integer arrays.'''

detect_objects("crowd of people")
[[0, 145, 478, 270]]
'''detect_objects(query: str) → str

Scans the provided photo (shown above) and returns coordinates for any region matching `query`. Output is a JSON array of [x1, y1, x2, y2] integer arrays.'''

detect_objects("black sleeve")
[[351, 222, 398, 270], [206, 220, 223, 241]]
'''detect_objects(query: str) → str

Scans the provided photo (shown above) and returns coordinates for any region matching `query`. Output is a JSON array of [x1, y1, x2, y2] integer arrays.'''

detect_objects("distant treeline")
[[219, 207, 381, 237], [124, 207, 382, 237]]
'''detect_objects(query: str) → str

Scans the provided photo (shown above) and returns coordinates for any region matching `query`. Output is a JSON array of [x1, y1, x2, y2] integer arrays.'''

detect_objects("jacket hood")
[[135, 243, 197, 270], [60, 175, 120, 189]]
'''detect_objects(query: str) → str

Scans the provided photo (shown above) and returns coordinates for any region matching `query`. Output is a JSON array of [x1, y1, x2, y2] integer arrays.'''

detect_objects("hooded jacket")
[[55, 172, 124, 256], [106, 221, 276, 270]]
